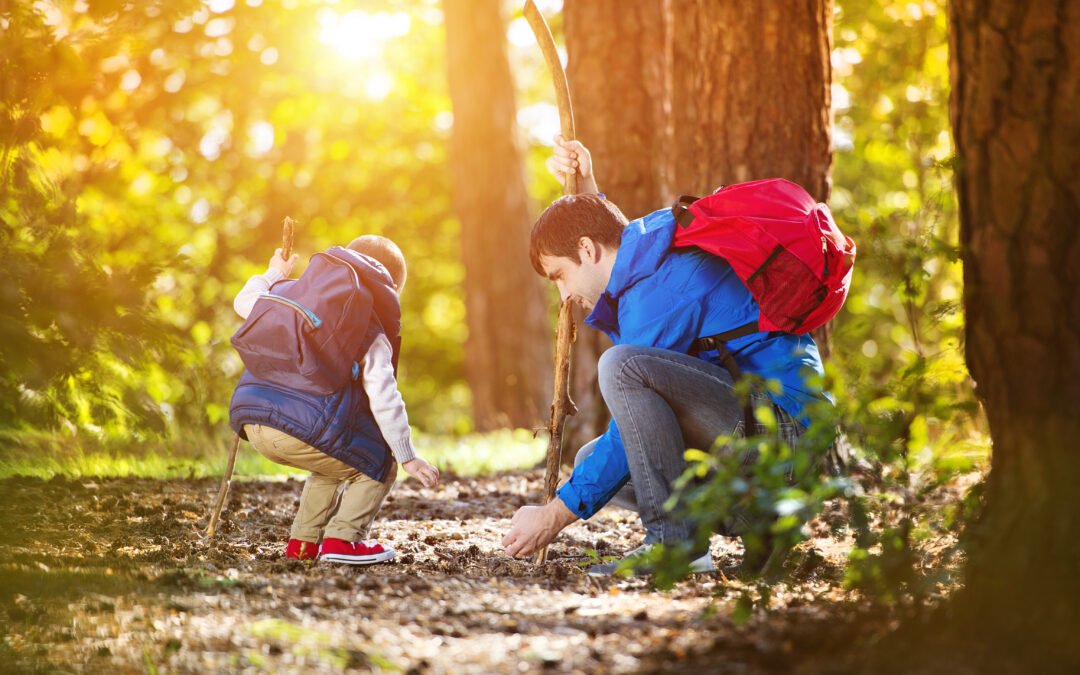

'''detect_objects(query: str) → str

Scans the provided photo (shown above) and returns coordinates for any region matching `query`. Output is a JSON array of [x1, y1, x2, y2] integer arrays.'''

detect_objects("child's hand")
[[268, 248, 299, 277], [402, 457, 439, 487]]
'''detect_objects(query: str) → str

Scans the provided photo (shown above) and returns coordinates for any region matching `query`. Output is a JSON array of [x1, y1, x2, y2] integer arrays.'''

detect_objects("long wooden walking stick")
[[205, 217, 296, 539], [525, 0, 581, 564], [524, 0, 578, 197], [536, 301, 577, 563]]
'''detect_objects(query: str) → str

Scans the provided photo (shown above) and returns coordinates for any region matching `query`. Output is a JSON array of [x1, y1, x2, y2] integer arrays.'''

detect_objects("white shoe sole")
[[320, 549, 396, 565]]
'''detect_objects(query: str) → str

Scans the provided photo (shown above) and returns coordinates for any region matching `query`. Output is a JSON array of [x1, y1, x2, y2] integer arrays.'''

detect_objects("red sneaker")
[[285, 539, 319, 560], [319, 538, 396, 565]]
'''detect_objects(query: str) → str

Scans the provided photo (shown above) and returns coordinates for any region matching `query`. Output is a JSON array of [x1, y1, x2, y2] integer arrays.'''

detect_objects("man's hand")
[[402, 457, 439, 488], [546, 134, 600, 196], [501, 498, 579, 558], [268, 248, 299, 277]]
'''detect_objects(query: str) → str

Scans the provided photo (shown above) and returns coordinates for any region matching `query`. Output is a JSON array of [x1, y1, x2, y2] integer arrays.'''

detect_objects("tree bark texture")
[[949, 0, 1080, 660], [445, 0, 552, 430], [565, 0, 671, 220], [665, 0, 833, 203]]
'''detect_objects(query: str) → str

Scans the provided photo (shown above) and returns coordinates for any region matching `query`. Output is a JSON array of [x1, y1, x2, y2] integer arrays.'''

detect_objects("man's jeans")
[[575, 344, 805, 546]]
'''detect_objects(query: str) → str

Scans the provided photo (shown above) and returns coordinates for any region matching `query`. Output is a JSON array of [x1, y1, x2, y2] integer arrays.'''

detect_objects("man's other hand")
[[501, 499, 579, 558]]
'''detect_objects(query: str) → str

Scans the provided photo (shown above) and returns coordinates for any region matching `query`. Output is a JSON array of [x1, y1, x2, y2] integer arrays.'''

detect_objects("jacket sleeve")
[[556, 254, 744, 518], [362, 333, 416, 464], [233, 267, 285, 319], [555, 418, 630, 520]]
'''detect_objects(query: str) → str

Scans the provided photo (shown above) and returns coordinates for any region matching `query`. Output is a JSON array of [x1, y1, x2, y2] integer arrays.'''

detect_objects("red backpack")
[[671, 178, 855, 337]]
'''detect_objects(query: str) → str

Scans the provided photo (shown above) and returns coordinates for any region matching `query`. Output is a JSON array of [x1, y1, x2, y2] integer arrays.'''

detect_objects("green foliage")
[[0, 0, 504, 439], [0, 1, 195, 435], [827, 0, 988, 606], [646, 394, 851, 592]]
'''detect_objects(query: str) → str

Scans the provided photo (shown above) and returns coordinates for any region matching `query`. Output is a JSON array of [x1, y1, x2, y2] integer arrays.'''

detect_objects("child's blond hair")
[[347, 235, 407, 291]]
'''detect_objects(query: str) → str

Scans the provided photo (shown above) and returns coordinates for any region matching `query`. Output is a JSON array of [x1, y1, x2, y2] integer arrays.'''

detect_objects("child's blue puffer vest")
[[228, 252, 402, 482]]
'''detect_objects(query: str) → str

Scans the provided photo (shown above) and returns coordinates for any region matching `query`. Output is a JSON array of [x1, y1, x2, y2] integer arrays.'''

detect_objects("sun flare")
[[316, 8, 410, 62]]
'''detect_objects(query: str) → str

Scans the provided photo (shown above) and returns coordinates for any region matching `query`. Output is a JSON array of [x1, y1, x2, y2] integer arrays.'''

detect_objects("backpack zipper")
[[821, 236, 830, 277], [258, 293, 323, 329], [318, 252, 362, 291]]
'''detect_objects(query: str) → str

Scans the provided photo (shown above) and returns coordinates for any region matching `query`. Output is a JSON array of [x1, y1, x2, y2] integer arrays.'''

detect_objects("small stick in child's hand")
[[282, 216, 295, 260]]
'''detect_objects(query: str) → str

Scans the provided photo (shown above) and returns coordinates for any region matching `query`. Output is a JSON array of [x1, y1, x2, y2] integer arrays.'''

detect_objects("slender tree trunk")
[[949, 0, 1080, 663], [444, 0, 552, 430], [667, 0, 835, 354]]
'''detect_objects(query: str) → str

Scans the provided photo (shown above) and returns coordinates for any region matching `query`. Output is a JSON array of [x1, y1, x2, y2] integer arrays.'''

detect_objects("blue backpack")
[[230, 246, 401, 396]]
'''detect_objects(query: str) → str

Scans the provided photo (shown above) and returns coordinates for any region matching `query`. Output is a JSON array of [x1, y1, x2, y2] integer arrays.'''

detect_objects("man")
[[500, 136, 827, 575]]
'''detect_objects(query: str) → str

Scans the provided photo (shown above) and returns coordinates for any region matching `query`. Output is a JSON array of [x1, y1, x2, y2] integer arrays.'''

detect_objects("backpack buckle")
[[671, 195, 699, 229]]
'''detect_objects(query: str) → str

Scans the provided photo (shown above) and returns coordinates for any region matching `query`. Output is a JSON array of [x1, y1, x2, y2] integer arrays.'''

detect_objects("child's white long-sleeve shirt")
[[233, 268, 416, 464]]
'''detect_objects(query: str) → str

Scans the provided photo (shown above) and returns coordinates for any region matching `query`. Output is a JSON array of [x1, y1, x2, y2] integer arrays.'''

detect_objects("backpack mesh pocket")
[[745, 245, 828, 332]]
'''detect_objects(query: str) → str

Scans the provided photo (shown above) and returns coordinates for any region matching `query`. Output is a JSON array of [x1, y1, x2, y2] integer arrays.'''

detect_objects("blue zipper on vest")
[[258, 293, 323, 329]]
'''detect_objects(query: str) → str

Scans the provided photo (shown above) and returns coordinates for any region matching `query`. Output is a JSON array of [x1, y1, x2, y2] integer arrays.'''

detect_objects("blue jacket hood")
[[588, 209, 677, 333]]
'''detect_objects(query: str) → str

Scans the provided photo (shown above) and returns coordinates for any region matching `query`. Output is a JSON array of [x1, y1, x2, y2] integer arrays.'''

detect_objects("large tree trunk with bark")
[[665, 0, 833, 201], [949, 0, 1080, 663], [444, 0, 552, 430], [566, 0, 670, 219]]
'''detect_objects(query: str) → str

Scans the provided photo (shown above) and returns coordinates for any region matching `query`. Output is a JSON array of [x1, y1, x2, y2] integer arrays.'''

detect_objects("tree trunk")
[[444, 0, 552, 430], [667, 0, 835, 355], [665, 0, 833, 201], [949, 0, 1080, 663], [566, 0, 670, 220]]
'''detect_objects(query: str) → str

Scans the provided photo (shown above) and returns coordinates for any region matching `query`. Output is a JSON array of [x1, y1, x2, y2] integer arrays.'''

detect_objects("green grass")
[[247, 618, 399, 670], [0, 427, 547, 480]]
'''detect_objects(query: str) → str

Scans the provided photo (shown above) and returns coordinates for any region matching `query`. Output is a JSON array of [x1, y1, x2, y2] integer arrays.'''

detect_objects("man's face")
[[537, 239, 611, 313]]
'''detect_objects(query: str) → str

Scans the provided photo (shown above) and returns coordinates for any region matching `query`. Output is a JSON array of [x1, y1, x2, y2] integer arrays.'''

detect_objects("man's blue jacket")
[[556, 208, 827, 520]]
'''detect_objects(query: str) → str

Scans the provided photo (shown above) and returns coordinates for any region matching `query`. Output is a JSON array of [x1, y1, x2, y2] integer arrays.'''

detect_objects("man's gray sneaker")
[[587, 543, 715, 577]]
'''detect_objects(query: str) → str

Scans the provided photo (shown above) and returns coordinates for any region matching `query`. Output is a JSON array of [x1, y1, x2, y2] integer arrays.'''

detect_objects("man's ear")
[[578, 236, 600, 263]]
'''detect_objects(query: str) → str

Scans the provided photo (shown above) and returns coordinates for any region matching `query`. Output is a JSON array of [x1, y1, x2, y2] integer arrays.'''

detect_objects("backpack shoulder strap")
[[671, 194, 699, 229], [688, 321, 759, 438], [689, 321, 759, 354]]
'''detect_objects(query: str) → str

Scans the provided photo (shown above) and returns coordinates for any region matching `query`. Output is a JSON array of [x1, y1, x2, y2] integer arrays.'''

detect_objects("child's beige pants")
[[243, 424, 397, 543]]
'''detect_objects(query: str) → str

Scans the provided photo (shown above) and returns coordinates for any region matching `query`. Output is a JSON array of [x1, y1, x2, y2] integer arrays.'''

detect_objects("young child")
[[229, 234, 439, 565]]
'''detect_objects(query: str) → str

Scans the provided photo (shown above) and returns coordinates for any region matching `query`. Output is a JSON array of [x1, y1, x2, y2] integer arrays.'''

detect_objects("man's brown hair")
[[347, 235, 407, 290], [529, 194, 628, 276]]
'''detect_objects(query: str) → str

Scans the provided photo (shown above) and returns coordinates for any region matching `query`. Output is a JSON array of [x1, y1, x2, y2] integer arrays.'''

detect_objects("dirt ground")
[[0, 469, 950, 673]]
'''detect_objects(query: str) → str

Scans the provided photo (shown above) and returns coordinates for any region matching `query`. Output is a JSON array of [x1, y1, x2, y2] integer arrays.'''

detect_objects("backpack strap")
[[689, 321, 760, 439], [690, 321, 760, 354], [671, 194, 700, 229]]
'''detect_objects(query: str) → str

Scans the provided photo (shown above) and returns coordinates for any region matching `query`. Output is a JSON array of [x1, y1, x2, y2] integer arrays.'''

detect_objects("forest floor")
[[0, 469, 972, 674]]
